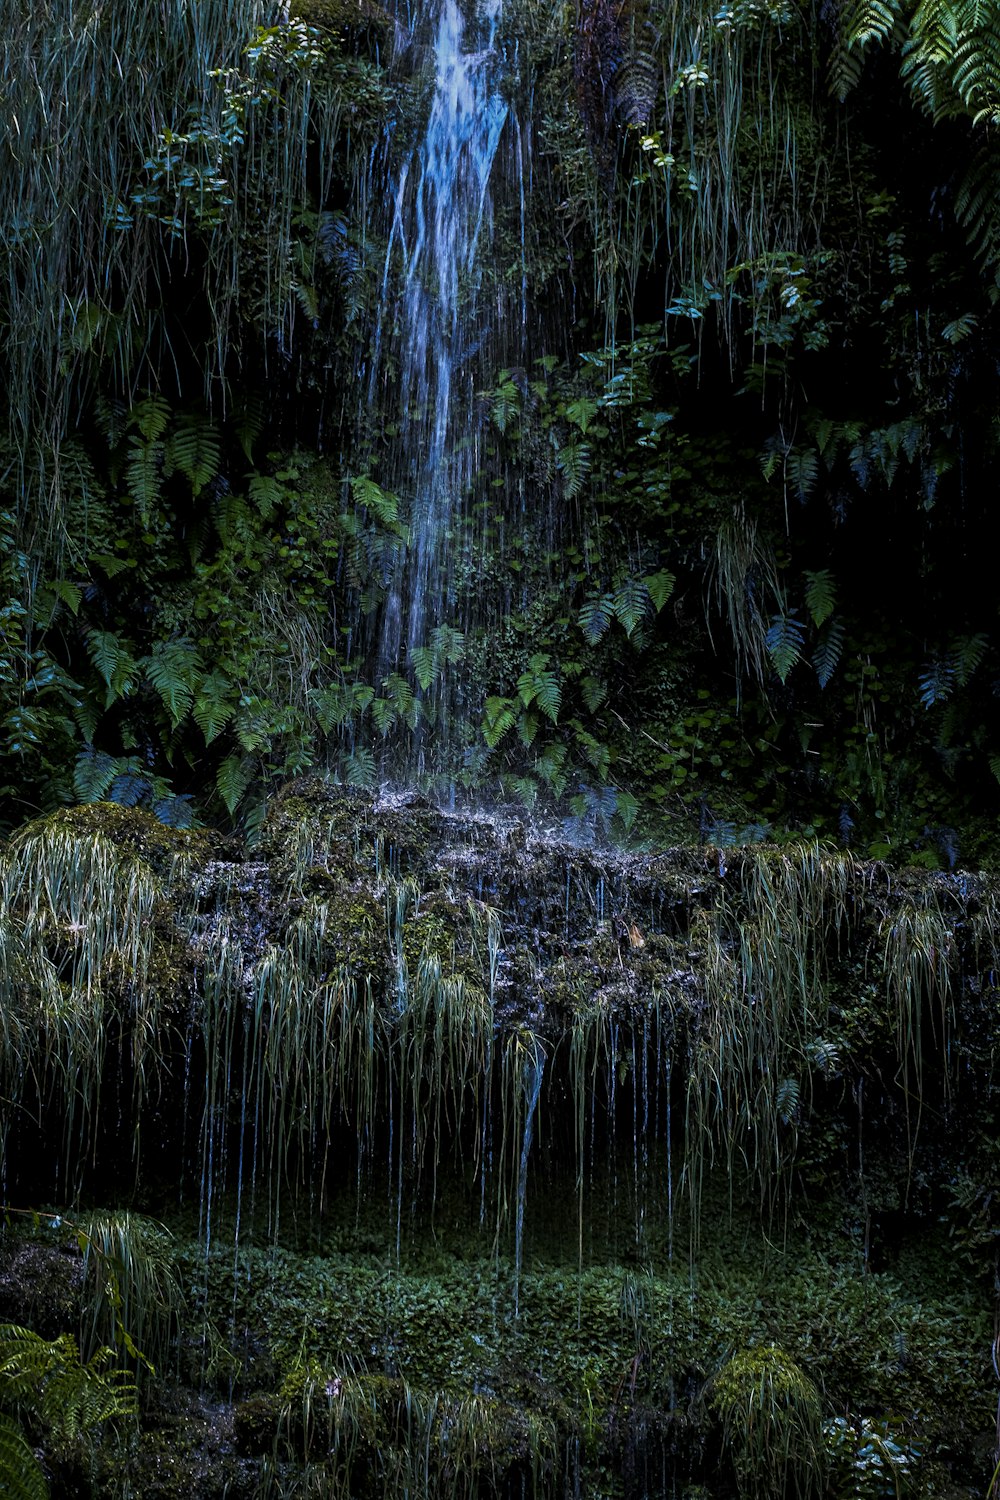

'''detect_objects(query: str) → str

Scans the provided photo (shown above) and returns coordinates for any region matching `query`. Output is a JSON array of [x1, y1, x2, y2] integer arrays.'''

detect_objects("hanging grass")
[[711, 1344, 825, 1500]]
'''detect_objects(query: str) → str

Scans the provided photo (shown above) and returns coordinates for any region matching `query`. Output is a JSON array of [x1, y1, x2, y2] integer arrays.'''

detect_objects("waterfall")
[[372, 0, 509, 764]]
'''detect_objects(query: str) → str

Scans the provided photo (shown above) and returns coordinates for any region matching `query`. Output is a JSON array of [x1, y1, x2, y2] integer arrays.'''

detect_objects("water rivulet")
[[0, 784, 996, 1496]]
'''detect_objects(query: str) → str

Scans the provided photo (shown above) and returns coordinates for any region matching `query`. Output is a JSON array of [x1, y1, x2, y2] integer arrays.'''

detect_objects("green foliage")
[[0, 1414, 47, 1500], [712, 1346, 824, 1500], [0, 1323, 137, 1451]]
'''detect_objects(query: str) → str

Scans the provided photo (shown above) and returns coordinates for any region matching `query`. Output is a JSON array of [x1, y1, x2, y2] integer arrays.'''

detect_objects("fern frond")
[[612, 578, 651, 637], [127, 395, 171, 443], [578, 595, 614, 645], [144, 638, 203, 726], [167, 415, 221, 497], [918, 658, 955, 706], [804, 569, 837, 626], [73, 747, 119, 803], [483, 696, 517, 748], [192, 670, 235, 744], [555, 441, 591, 501], [517, 655, 562, 723], [125, 438, 163, 521], [766, 609, 805, 683], [645, 569, 676, 612], [341, 747, 376, 787], [951, 631, 988, 684], [786, 449, 818, 501], [0, 1414, 47, 1500], [216, 753, 255, 813], [565, 397, 599, 434], [813, 618, 845, 688], [490, 379, 520, 434]]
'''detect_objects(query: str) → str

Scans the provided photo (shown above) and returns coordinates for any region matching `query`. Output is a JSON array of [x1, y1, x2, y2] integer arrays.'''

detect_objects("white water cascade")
[[373, 0, 509, 756]]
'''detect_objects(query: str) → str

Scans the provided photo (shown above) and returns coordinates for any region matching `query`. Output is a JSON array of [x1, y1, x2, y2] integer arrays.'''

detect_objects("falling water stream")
[[373, 0, 509, 750]]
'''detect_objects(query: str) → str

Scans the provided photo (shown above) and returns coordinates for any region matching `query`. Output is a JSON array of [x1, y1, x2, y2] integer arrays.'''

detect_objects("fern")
[[429, 624, 464, 663], [386, 672, 419, 729], [86, 630, 138, 706], [804, 568, 837, 626], [616, 789, 639, 833], [342, 746, 376, 787], [517, 654, 562, 723], [490, 379, 520, 434], [612, 578, 651, 637], [581, 674, 608, 711], [73, 747, 118, 803], [786, 448, 819, 500], [918, 658, 955, 706], [555, 441, 591, 500], [144, 637, 203, 726], [216, 753, 254, 813], [0, 1325, 137, 1447], [578, 595, 614, 645], [534, 743, 569, 797], [232, 395, 265, 462], [410, 646, 438, 692], [765, 609, 806, 683], [192, 670, 235, 744], [350, 475, 404, 534], [125, 437, 163, 521], [127, 394, 171, 442], [372, 697, 395, 736], [565, 397, 599, 434], [844, 0, 902, 49], [645, 569, 676, 612], [247, 474, 285, 517], [951, 631, 988, 684], [813, 618, 845, 688], [483, 696, 517, 748], [213, 493, 253, 547], [0, 1414, 47, 1500], [167, 414, 221, 496]]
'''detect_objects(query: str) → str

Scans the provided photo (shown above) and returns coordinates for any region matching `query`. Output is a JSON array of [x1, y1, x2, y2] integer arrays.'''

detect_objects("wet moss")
[[28, 803, 220, 879]]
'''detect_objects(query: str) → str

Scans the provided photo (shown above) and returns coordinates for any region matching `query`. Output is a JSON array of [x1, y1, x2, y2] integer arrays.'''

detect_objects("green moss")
[[29, 803, 219, 879]]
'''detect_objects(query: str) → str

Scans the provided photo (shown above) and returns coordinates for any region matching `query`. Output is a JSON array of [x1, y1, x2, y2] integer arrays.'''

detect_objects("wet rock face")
[[0, 1241, 83, 1338], [3, 777, 999, 1223], [1, 780, 998, 1498]]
